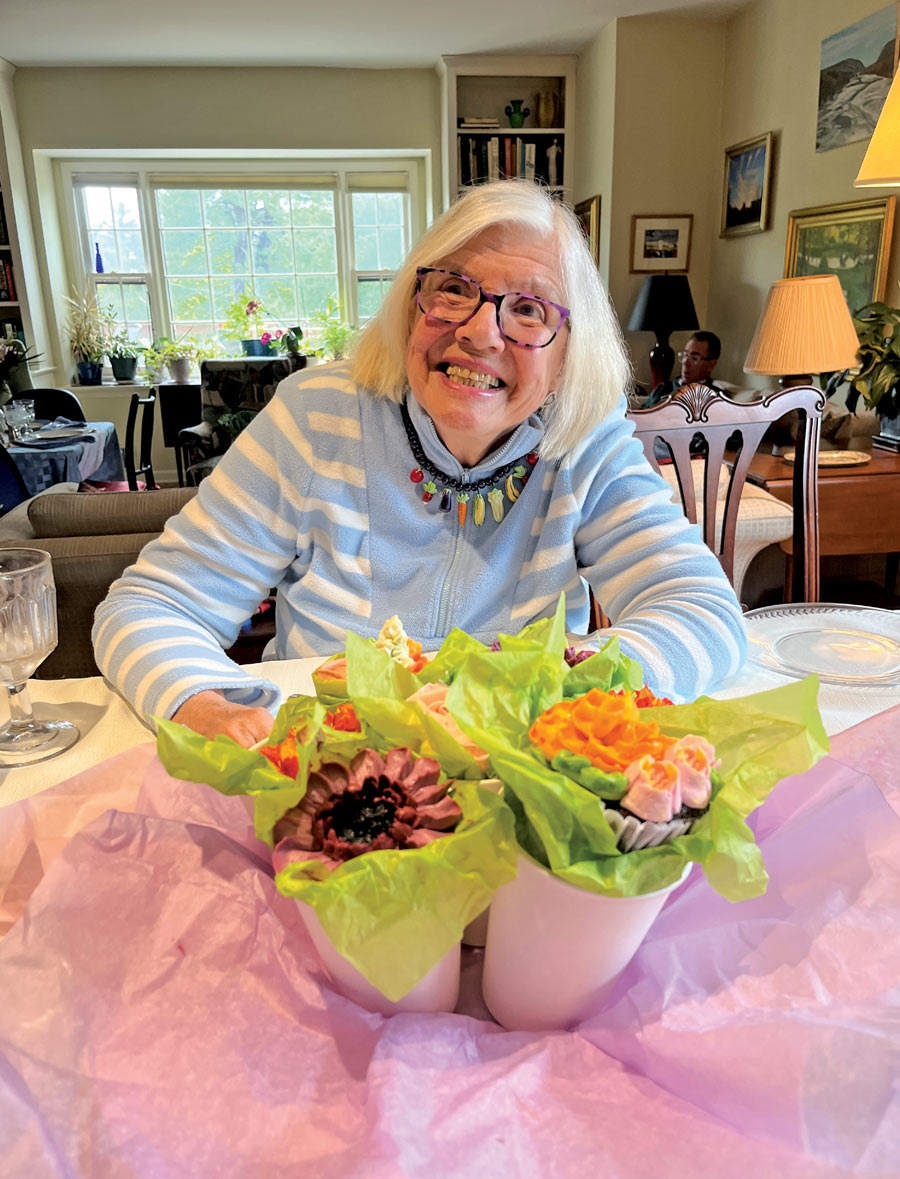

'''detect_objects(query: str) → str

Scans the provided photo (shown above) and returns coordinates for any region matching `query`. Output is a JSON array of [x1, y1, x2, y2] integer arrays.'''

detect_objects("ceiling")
[[1, 0, 746, 70]]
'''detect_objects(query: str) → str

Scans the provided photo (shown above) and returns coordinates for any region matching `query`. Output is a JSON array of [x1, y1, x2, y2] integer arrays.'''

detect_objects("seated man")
[[644, 330, 725, 406]]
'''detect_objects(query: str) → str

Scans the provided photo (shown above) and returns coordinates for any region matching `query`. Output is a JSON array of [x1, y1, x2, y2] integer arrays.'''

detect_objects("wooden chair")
[[626, 384, 824, 602], [12, 387, 86, 423], [124, 391, 159, 491]]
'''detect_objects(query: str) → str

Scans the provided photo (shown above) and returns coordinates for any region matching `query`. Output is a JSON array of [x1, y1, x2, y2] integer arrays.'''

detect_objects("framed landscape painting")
[[720, 132, 773, 237], [574, 195, 601, 265], [783, 197, 895, 312], [817, 4, 898, 152], [630, 214, 692, 273]]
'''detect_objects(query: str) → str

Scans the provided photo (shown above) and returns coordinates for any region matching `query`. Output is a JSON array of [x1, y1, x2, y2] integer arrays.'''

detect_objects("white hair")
[[352, 180, 629, 459]]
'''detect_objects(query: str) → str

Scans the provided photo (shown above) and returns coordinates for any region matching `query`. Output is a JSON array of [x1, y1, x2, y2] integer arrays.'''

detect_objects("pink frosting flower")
[[314, 655, 348, 682], [409, 681, 490, 771], [663, 735, 717, 808], [272, 747, 461, 873], [621, 754, 682, 822]]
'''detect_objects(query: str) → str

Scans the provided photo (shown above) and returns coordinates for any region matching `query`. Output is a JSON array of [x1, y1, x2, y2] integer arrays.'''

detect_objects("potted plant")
[[309, 296, 356, 361], [107, 333, 141, 383], [63, 287, 114, 385], [0, 340, 41, 400], [826, 300, 900, 451], [220, 296, 277, 357]]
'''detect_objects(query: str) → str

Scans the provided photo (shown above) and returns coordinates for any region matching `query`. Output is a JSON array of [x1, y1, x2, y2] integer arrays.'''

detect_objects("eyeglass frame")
[[414, 266, 570, 349], [677, 349, 714, 363]]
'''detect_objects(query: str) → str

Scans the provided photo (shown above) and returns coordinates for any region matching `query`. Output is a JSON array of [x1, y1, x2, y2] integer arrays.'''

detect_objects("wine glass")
[[0, 548, 79, 766]]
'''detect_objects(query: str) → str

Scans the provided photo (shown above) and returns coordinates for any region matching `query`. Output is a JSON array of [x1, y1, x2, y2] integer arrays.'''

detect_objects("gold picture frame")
[[784, 196, 895, 311], [574, 195, 601, 265], [720, 131, 774, 237], [629, 214, 693, 273]]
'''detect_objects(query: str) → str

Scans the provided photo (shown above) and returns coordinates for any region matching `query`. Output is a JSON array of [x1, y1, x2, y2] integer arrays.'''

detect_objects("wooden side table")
[[746, 450, 900, 598]]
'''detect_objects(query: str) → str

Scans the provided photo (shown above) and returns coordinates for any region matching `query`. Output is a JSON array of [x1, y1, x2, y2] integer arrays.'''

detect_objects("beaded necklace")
[[401, 400, 538, 526]]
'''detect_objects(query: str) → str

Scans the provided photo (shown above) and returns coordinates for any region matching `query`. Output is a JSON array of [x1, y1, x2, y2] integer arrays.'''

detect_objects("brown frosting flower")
[[272, 747, 461, 872]]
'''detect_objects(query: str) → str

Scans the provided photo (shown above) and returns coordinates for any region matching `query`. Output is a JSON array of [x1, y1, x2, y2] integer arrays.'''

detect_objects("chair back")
[[124, 392, 158, 491], [0, 440, 29, 516], [627, 384, 824, 601], [13, 387, 87, 423]]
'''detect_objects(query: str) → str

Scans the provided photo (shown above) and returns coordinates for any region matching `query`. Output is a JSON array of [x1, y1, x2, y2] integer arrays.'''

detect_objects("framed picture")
[[817, 4, 899, 153], [720, 132, 774, 237], [574, 195, 601, 265], [629, 214, 692, 273], [784, 196, 896, 312]]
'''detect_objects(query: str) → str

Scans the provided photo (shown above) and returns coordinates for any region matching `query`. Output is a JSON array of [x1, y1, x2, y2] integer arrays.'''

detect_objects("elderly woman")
[[93, 181, 746, 745]]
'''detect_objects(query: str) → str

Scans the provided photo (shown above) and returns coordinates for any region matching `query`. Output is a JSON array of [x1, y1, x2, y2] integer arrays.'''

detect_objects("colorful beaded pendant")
[[402, 401, 537, 525]]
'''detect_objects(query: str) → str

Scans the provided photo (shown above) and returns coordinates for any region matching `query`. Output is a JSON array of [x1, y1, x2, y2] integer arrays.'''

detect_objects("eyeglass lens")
[[416, 268, 566, 346]]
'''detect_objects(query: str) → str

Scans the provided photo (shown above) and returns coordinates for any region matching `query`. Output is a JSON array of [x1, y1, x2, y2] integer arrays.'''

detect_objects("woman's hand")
[[172, 690, 275, 746]]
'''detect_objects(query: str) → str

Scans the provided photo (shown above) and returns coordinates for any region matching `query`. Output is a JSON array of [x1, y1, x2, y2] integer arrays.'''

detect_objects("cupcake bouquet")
[[156, 603, 828, 1002]]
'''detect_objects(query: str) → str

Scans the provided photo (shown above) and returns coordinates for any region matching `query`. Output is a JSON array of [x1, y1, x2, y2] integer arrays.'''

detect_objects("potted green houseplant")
[[220, 296, 277, 357], [107, 332, 141, 383], [0, 340, 41, 399], [309, 296, 356, 361], [63, 287, 115, 385], [826, 300, 900, 450]]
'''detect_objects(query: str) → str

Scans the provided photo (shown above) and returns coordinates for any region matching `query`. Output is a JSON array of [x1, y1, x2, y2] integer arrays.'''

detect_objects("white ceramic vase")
[[482, 852, 690, 1031], [297, 901, 461, 1016]]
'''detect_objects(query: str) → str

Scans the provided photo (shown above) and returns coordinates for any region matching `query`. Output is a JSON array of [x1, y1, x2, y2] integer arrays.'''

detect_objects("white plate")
[[35, 427, 88, 440], [744, 603, 900, 686]]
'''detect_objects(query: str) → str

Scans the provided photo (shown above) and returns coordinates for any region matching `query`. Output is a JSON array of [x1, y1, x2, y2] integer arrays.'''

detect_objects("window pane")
[[121, 283, 151, 324], [291, 191, 335, 226], [251, 228, 293, 274], [254, 276, 297, 321], [84, 187, 114, 230], [211, 276, 253, 323], [161, 230, 208, 275], [208, 230, 251, 274], [157, 189, 203, 228], [299, 277, 338, 318], [377, 192, 404, 223], [294, 228, 337, 274], [204, 190, 247, 227], [111, 187, 142, 229], [247, 190, 292, 226], [117, 230, 146, 272], [97, 280, 151, 343], [357, 276, 388, 320], [354, 227, 378, 271], [96, 283, 124, 320], [351, 192, 377, 226], [93, 231, 118, 273], [168, 277, 212, 324], [378, 226, 404, 269]]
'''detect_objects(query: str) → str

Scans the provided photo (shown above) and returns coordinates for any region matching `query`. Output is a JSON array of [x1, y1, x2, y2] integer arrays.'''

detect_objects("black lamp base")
[[649, 337, 675, 388]]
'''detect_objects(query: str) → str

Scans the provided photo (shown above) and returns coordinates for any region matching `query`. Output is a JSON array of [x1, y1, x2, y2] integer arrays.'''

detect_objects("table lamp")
[[627, 274, 699, 387], [855, 69, 900, 186], [743, 274, 860, 387]]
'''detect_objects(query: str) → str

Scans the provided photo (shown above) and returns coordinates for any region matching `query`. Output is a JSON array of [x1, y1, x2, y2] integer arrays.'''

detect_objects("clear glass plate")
[[744, 603, 900, 686]]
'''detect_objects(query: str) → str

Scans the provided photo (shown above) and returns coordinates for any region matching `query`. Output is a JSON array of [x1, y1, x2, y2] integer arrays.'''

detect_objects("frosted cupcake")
[[528, 688, 717, 852]]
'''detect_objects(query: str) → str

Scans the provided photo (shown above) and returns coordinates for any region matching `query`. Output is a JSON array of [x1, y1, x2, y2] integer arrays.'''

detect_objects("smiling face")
[[405, 223, 569, 467]]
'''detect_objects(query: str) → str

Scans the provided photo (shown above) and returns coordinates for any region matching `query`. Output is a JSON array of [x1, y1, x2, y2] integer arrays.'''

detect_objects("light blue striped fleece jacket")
[[93, 362, 746, 724]]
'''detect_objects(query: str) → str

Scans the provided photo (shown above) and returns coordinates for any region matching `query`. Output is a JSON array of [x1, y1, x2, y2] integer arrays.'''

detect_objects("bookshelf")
[[438, 54, 576, 209], [0, 188, 24, 344]]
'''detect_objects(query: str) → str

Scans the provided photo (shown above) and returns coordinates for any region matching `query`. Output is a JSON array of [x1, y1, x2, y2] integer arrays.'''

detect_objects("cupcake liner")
[[601, 805, 694, 852]]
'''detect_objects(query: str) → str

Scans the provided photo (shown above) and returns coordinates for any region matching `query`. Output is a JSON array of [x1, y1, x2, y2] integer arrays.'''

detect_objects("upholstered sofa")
[[0, 486, 196, 678]]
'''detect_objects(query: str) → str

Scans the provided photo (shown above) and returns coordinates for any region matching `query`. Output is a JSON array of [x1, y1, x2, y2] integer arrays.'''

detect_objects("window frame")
[[60, 155, 424, 347]]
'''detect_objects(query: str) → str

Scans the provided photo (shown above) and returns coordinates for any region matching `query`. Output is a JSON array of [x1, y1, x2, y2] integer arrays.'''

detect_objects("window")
[[71, 165, 416, 350]]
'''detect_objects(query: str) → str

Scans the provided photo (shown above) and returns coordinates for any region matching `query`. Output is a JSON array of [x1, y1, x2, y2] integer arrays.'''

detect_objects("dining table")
[[7, 418, 125, 495], [0, 627, 898, 1177]]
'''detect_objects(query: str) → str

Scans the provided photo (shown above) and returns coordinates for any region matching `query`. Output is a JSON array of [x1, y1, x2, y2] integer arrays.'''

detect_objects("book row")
[[457, 136, 564, 189]]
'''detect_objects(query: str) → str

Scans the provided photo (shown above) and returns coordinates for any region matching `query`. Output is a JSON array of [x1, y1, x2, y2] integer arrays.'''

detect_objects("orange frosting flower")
[[260, 732, 301, 779], [529, 688, 670, 773], [325, 702, 362, 732]]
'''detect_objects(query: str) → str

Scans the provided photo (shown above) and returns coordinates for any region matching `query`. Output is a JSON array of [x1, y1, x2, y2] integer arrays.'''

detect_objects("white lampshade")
[[856, 70, 900, 186], [744, 275, 860, 376]]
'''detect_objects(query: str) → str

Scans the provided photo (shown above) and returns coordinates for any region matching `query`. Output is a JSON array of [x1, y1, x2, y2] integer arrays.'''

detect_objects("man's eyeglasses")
[[678, 350, 711, 363], [414, 266, 570, 349]]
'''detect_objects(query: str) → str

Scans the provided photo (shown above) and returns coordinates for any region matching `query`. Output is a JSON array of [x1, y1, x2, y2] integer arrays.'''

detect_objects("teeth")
[[445, 364, 499, 389]]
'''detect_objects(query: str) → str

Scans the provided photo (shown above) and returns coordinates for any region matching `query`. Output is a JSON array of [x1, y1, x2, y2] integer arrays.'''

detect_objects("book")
[[525, 142, 536, 182], [516, 138, 524, 179], [0, 263, 9, 302], [487, 138, 499, 182], [4, 260, 15, 302], [0, 194, 8, 247]]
